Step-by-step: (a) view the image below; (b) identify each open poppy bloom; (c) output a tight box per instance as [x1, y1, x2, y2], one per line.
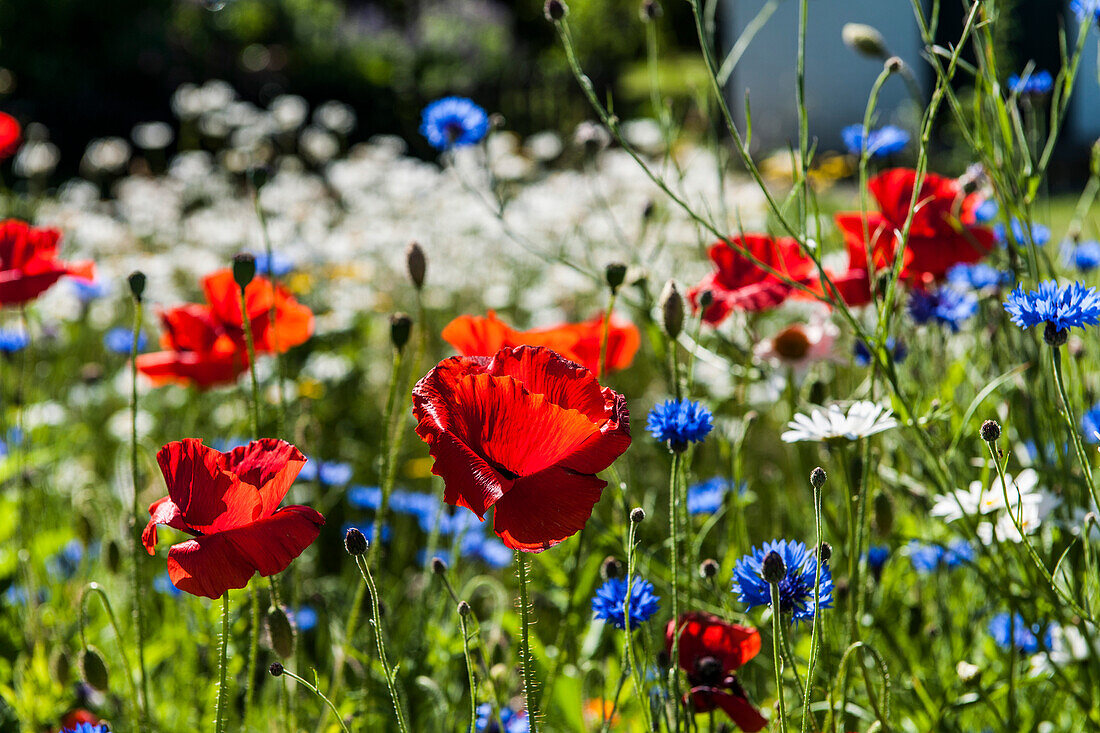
[442, 311, 640, 374]
[687, 235, 815, 325]
[136, 304, 250, 389]
[0, 112, 20, 159]
[202, 268, 314, 354]
[667, 612, 766, 731]
[0, 220, 94, 306]
[834, 168, 995, 283]
[142, 438, 324, 599]
[412, 345, 631, 551]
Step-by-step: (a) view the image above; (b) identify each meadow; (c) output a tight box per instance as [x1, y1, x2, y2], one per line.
[4, 1, 1100, 732]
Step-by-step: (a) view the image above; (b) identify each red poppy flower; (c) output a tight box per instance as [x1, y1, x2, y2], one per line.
[442, 311, 640, 374]
[834, 168, 994, 283]
[59, 709, 101, 729]
[798, 239, 873, 307]
[136, 304, 249, 389]
[142, 438, 324, 599]
[202, 268, 314, 354]
[688, 235, 815, 324]
[667, 612, 766, 731]
[0, 220, 94, 306]
[412, 345, 631, 552]
[0, 112, 20, 159]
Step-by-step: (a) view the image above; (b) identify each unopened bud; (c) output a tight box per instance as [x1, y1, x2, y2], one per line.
[697, 289, 714, 310]
[979, 419, 1001, 442]
[390, 312, 413, 350]
[406, 242, 426, 290]
[761, 551, 787, 584]
[544, 0, 567, 21]
[50, 648, 71, 686]
[630, 507, 646, 523]
[344, 527, 368, 556]
[232, 253, 256, 290]
[601, 555, 623, 579]
[809, 466, 827, 490]
[818, 542, 832, 563]
[457, 600, 471, 617]
[267, 605, 296, 659]
[640, 0, 662, 21]
[700, 558, 720, 578]
[103, 539, 122, 574]
[127, 271, 146, 302]
[660, 280, 684, 339]
[431, 556, 448, 574]
[80, 647, 109, 692]
[873, 491, 894, 537]
[269, 662, 284, 677]
[605, 262, 628, 293]
[1044, 323, 1069, 347]
[885, 56, 905, 74]
[842, 23, 888, 59]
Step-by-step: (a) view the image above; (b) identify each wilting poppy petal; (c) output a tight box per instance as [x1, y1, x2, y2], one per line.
[225, 438, 307, 515]
[166, 505, 324, 599]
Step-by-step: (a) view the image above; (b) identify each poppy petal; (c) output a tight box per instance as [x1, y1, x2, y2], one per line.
[224, 439, 307, 515]
[486, 345, 613, 423]
[136, 350, 247, 389]
[155, 439, 262, 533]
[709, 690, 768, 732]
[491, 465, 606, 551]
[442, 311, 516, 356]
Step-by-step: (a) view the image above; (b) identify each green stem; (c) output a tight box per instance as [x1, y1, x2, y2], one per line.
[215, 592, 230, 733]
[668, 450, 683, 731]
[80, 584, 141, 725]
[245, 587, 261, 711]
[598, 291, 617, 380]
[460, 610, 478, 733]
[251, 188, 288, 436]
[770, 586, 789, 733]
[516, 553, 541, 732]
[800, 477, 825, 733]
[281, 667, 351, 733]
[368, 346, 405, 566]
[354, 555, 410, 732]
[622, 515, 652, 731]
[239, 284, 262, 438]
[129, 296, 148, 730]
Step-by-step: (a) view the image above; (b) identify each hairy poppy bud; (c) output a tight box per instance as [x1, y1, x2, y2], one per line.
[660, 280, 684, 339]
[630, 507, 646, 523]
[1044, 323, 1069, 347]
[103, 539, 122, 574]
[457, 600, 471, 617]
[885, 56, 905, 74]
[643, 199, 656, 221]
[761, 551, 786, 584]
[50, 648, 71, 686]
[344, 527, 368, 556]
[601, 555, 623, 579]
[544, 0, 567, 21]
[697, 289, 714, 310]
[818, 542, 832, 563]
[809, 466, 827, 490]
[700, 558, 720, 578]
[269, 662, 284, 677]
[979, 419, 1001, 442]
[640, 0, 662, 21]
[406, 241, 426, 290]
[605, 262, 627, 293]
[80, 646, 109, 692]
[127, 270, 146, 302]
[873, 491, 894, 537]
[431, 556, 448, 574]
[390, 312, 413, 351]
[232, 253, 256, 290]
[842, 23, 888, 59]
[248, 165, 270, 190]
[267, 605, 296, 659]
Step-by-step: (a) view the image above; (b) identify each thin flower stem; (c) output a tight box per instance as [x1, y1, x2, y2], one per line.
[238, 284, 262, 714]
[800, 477, 824, 733]
[668, 450, 683, 731]
[80, 583, 141, 725]
[245, 587, 261, 711]
[459, 610, 478, 733]
[129, 295, 149, 730]
[598, 290, 616, 380]
[280, 667, 351, 733]
[238, 285, 262, 437]
[770, 586, 789, 733]
[779, 619, 806, 705]
[515, 552, 541, 732]
[368, 346, 404, 566]
[250, 187, 288, 436]
[215, 592, 230, 733]
[354, 554, 410, 732]
[1051, 347, 1100, 512]
[623, 516, 653, 731]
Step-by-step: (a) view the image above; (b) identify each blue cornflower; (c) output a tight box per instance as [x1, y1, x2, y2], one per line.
[71, 278, 108, 304]
[853, 337, 908, 367]
[318, 461, 352, 486]
[0, 328, 29, 353]
[289, 605, 318, 632]
[1008, 69, 1054, 96]
[1003, 280, 1100, 337]
[995, 219, 1051, 247]
[686, 477, 743, 515]
[731, 539, 834, 623]
[104, 327, 147, 355]
[420, 97, 490, 151]
[341, 522, 391, 543]
[866, 546, 890, 573]
[946, 262, 1011, 291]
[347, 485, 382, 509]
[46, 539, 84, 580]
[251, 250, 295, 277]
[1062, 240, 1100, 273]
[61, 724, 109, 733]
[908, 286, 978, 332]
[907, 539, 972, 573]
[476, 703, 529, 733]
[646, 399, 713, 450]
[153, 571, 183, 597]
[973, 199, 999, 223]
[1071, 0, 1100, 24]
[591, 576, 660, 631]
[390, 490, 438, 519]
[841, 124, 910, 157]
[988, 612, 1049, 653]
[1082, 402, 1100, 443]
[943, 538, 974, 566]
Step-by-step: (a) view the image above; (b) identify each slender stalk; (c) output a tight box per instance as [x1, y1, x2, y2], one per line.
[128, 294, 148, 730]
[515, 553, 541, 732]
[598, 290, 616, 380]
[238, 281, 262, 712]
[800, 476, 825, 733]
[354, 554, 410, 732]
[215, 592, 230, 733]
[770, 587, 789, 733]
[459, 609, 478, 733]
[622, 514, 653, 731]
[280, 667, 351, 733]
[80, 584, 141, 724]
[667, 450, 683, 731]
[368, 346, 405, 566]
[250, 187, 288, 435]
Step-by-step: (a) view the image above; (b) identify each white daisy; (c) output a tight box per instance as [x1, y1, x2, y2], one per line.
[930, 480, 984, 523]
[781, 400, 898, 443]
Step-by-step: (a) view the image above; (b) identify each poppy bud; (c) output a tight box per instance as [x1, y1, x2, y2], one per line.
[699, 558, 720, 578]
[842, 23, 888, 59]
[885, 56, 905, 74]
[81, 363, 104, 385]
[873, 491, 894, 537]
[643, 199, 656, 221]
[660, 280, 684, 339]
[1044, 323, 1069, 347]
[979, 419, 1001, 443]
[50, 648, 71, 686]
[248, 165, 270, 190]
[601, 555, 623, 579]
[544, 0, 567, 21]
[818, 542, 832, 563]
[630, 507, 646, 523]
[605, 262, 627, 293]
[269, 662, 284, 677]
[809, 466, 827, 490]
[267, 605, 296, 659]
[697, 289, 714, 310]
[406, 242, 426, 290]
[640, 0, 662, 21]
[457, 600, 471, 617]
[80, 646, 109, 692]
[344, 527, 368, 556]
[390, 312, 413, 351]
[127, 270, 146, 302]
[431, 556, 448, 574]
[232, 253, 256, 290]
[761, 551, 786, 584]
[102, 539, 122, 574]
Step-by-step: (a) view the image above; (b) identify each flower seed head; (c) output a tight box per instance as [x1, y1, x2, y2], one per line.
[700, 558, 720, 578]
[842, 23, 888, 59]
[660, 279, 684, 339]
[979, 419, 1001, 442]
[605, 262, 627, 293]
[269, 662, 284, 677]
[761, 550, 787, 584]
[344, 527, 368, 556]
[232, 252, 256, 290]
[630, 507, 646, 523]
[406, 241, 426, 290]
[544, 0, 567, 21]
[390, 312, 413, 351]
[127, 270, 146, 302]
[431, 556, 448, 574]
[809, 466, 827, 490]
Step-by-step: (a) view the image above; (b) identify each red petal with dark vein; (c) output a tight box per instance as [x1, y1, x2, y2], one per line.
[224, 439, 307, 516]
[155, 439, 262, 533]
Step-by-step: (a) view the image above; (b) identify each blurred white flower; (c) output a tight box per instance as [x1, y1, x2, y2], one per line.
[314, 100, 356, 136]
[525, 131, 563, 162]
[81, 137, 131, 176]
[781, 401, 897, 443]
[931, 469, 1043, 523]
[14, 140, 60, 178]
[131, 121, 174, 150]
[753, 317, 838, 372]
[270, 94, 309, 132]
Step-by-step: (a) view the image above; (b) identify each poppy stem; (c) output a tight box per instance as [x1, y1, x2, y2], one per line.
[354, 554, 410, 732]
[515, 552, 541, 732]
[769, 584, 789, 733]
[459, 606, 478, 733]
[800, 475, 825, 733]
[623, 513, 653, 731]
[598, 290, 616, 379]
[245, 587, 261, 712]
[278, 666, 351, 733]
[80, 583, 141, 725]
[667, 450, 683, 731]
[129, 291, 149, 730]
[368, 345, 405, 566]
[215, 591, 231, 733]
[238, 283, 262, 437]
[250, 185, 288, 436]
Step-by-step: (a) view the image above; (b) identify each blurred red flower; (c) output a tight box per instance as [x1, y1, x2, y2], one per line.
[412, 345, 630, 551]
[688, 235, 815, 324]
[142, 438, 324, 599]
[834, 168, 994, 283]
[798, 238, 874, 307]
[442, 311, 640, 374]
[666, 612, 766, 731]
[0, 112, 20, 159]
[202, 268, 314, 354]
[0, 220, 94, 306]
